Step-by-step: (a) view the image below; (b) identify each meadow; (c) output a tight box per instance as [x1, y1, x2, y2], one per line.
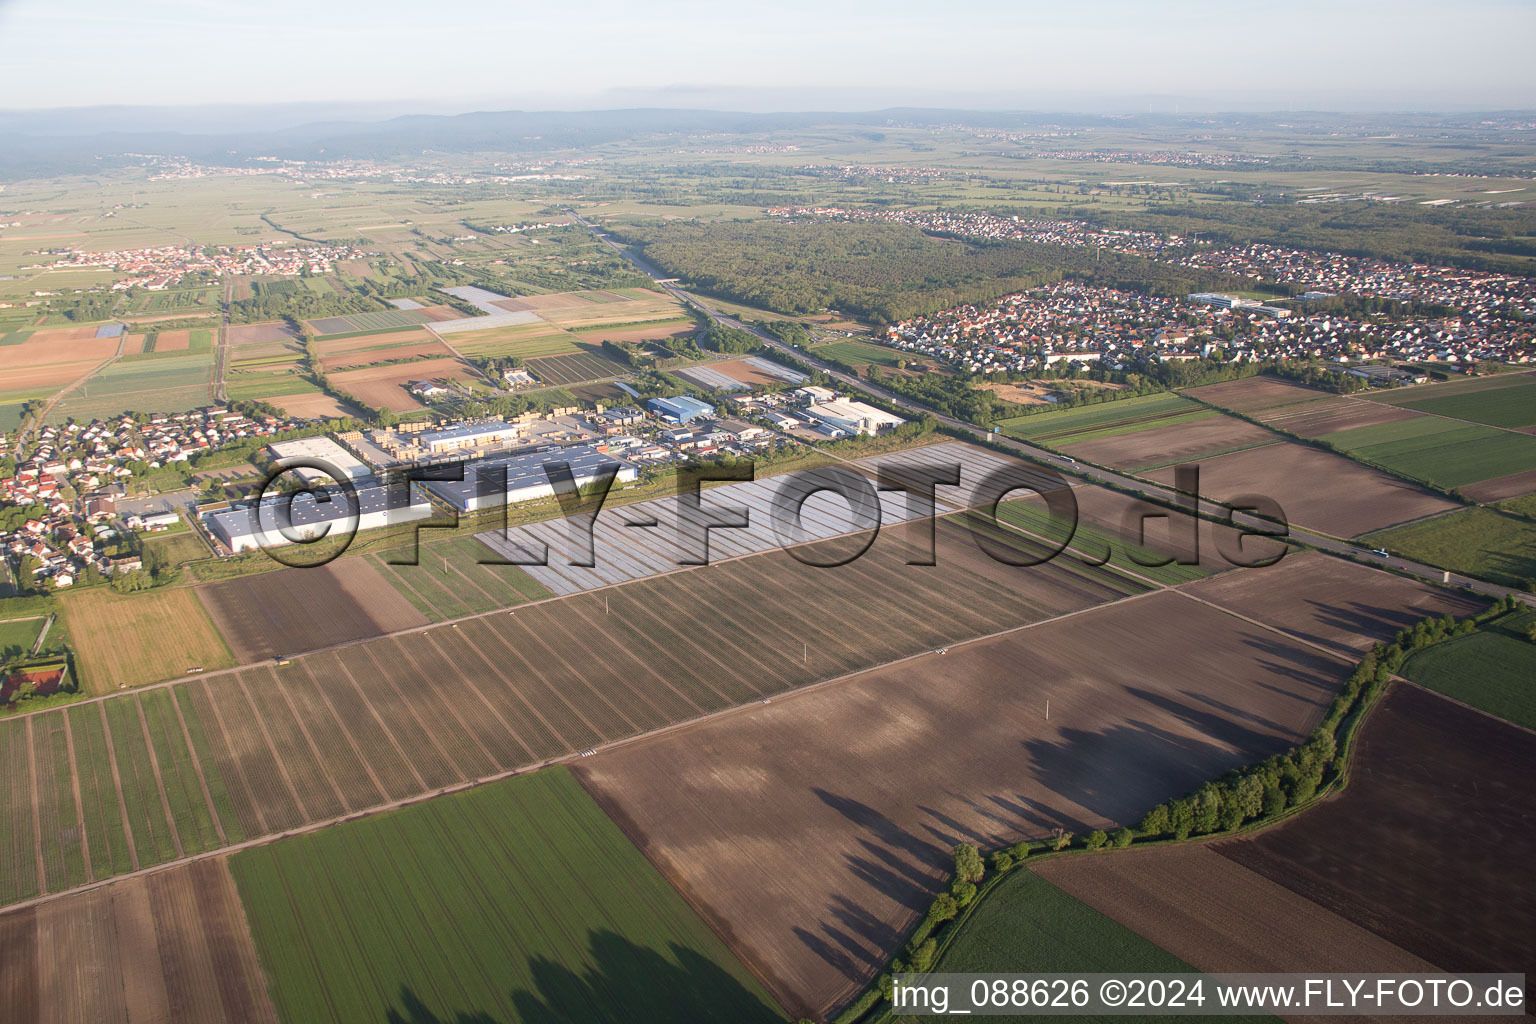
[1370, 374, 1536, 429]
[995, 392, 1210, 446]
[1367, 506, 1536, 589]
[1319, 416, 1536, 489]
[1401, 610, 1536, 729]
[0, 617, 42, 657]
[228, 767, 783, 1024]
[810, 338, 907, 367]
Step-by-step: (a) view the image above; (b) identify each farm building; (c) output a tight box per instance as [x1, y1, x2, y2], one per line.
[803, 400, 906, 436]
[415, 420, 526, 454]
[267, 436, 373, 484]
[426, 444, 637, 513]
[205, 483, 430, 554]
[648, 395, 715, 423]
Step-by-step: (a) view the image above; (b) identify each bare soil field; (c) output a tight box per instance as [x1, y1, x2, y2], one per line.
[328, 356, 472, 412]
[153, 330, 190, 351]
[119, 334, 145, 355]
[491, 292, 593, 312]
[1183, 377, 1334, 413]
[710, 358, 795, 387]
[0, 858, 278, 1024]
[1013, 482, 1280, 574]
[197, 557, 428, 662]
[1064, 415, 1278, 471]
[1035, 845, 1436, 976]
[1180, 550, 1484, 657]
[980, 381, 1060, 406]
[574, 322, 695, 344]
[227, 323, 299, 353]
[3, 329, 120, 389]
[0, 362, 103, 391]
[1459, 467, 1536, 503]
[1144, 442, 1458, 538]
[415, 303, 465, 322]
[259, 392, 361, 419]
[319, 339, 455, 371]
[1216, 683, 1536, 986]
[1256, 396, 1424, 437]
[20, 326, 105, 344]
[314, 327, 434, 356]
[575, 591, 1347, 1019]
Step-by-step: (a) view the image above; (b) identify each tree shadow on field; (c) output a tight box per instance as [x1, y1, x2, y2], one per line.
[1018, 694, 1297, 826]
[1304, 598, 1426, 650]
[383, 929, 782, 1024]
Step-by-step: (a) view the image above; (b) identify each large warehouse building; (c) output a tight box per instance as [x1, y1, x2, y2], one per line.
[426, 444, 637, 513]
[415, 420, 526, 454]
[648, 395, 715, 423]
[266, 436, 373, 484]
[804, 400, 906, 436]
[205, 483, 429, 554]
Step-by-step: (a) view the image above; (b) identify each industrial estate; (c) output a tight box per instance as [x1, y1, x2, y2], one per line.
[0, 42, 1533, 1024]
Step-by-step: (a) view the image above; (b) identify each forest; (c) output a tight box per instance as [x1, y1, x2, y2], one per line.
[608, 219, 1264, 324]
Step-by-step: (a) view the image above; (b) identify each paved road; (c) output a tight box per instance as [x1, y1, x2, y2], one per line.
[574, 212, 1528, 605]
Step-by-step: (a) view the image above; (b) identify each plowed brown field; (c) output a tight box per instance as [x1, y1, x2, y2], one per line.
[197, 557, 429, 662]
[575, 590, 1348, 1019]
[0, 858, 277, 1024]
[1215, 683, 1536, 989]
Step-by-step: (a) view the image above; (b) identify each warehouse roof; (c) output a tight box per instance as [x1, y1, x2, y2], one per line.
[207, 483, 423, 544]
[648, 395, 715, 421]
[425, 444, 633, 506]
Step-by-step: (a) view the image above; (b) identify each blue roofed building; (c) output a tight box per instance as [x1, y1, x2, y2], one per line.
[647, 395, 715, 423]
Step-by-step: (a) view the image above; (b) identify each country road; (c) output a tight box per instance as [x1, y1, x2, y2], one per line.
[571, 211, 1531, 606]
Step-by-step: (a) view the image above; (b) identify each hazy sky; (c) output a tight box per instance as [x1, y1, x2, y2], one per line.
[3, 0, 1534, 113]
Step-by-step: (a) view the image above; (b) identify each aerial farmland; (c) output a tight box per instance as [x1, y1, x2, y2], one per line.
[1, 79, 1535, 1024]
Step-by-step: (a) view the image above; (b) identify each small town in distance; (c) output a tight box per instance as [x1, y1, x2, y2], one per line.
[0, 3, 1533, 1022]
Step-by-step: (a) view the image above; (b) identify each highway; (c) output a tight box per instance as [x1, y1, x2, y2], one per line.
[572, 211, 1528, 605]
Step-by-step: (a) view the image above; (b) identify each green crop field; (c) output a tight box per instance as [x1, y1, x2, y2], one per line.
[230, 766, 783, 1024]
[48, 352, 214, 423]
[1402, 611, 1536, 729]
[1367, 376, 1536, 429]
[1320, 416, 1536, 488]
[812, 339, 906, 367]
[995, 393, 1208, 445]
[914, 869, 1261, 1024]
[1400, 379, 1536, 429]
[1367, 507, 1536, 590]
[0, 617, 42, 657]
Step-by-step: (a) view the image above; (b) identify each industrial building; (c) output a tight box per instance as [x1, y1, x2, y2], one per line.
[415, 420, 526, 454]
[266, 437, 373, 484]
[803, 400, 907, 436]
[204, 483, 430, 554]
[425, 444, 637, 513]
[647, 395, 715, 423]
